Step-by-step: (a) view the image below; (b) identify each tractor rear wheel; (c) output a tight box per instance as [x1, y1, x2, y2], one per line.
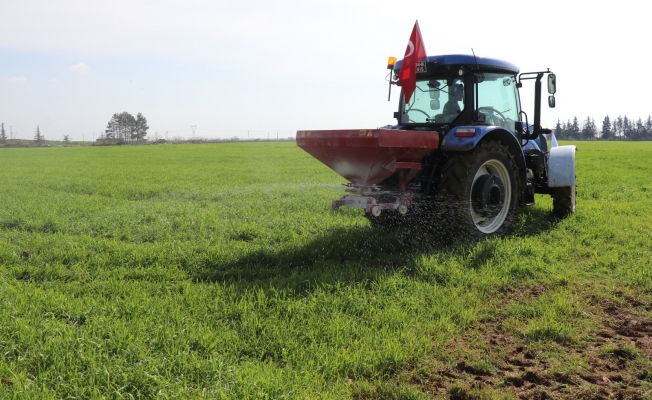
[551, 186, 576, 219]
[438, 141, 519, 239]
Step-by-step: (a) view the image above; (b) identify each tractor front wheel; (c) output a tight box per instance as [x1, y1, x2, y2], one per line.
[438, 141, 519, 239]
[551, 186, 576, 219]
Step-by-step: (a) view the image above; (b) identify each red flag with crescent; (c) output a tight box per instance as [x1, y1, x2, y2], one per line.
[399, 21, 427, 104]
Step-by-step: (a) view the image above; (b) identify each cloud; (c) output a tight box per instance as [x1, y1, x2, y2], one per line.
[69, 62, 90, 74]
[50, 78, 58, 82]
[7, 76, 26, 84]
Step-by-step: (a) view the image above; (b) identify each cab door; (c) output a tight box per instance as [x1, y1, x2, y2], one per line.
[475, 73, 520, 135]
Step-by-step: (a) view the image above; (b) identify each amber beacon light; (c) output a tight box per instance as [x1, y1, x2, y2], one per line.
[387, 57, 397, 69]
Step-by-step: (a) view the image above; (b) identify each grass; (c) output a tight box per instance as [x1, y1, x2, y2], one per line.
[0, 141, 651, 398]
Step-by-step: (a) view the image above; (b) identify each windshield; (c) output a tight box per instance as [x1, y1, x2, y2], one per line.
[400, 78, 464, 124]
[476, 73, 520, 133]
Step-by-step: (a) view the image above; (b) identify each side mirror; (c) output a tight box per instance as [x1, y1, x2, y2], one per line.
[430, 99, 440, 110]
[548, 74, 556, 94]
[548, 95, 556, 108]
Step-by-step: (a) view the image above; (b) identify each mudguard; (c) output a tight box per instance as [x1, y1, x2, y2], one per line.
[522, 138, 543, 154]
[440, 126, 525, 169]
[547, 145, 577, 187]
[440, 126, 494, 151]
[440, 126, 520, 152]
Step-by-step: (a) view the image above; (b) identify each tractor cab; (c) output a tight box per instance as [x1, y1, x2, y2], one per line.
[392, 55, 522, 136]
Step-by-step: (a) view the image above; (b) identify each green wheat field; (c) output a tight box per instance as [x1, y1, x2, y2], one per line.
[1, 141, 651, 399]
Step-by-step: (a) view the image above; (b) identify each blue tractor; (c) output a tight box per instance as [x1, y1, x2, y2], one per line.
[297, 54, 576, 239]
[385, 54, 576, 236]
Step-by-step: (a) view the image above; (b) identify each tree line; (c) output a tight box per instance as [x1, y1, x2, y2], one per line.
[104, 112, 149, 143]
[1, 112, 149, 145]
[0, 123, 45, 143]
[4, 113, 652, 144]
[555, 115, 652, 140]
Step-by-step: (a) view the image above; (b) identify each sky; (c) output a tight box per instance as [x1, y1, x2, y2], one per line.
[1, 0, 649, 141]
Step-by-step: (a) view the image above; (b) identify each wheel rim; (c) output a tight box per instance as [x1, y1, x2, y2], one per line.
[469, 159, 512, 234]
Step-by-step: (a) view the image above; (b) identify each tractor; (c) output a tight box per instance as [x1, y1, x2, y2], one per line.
[297, 54, 576, 239]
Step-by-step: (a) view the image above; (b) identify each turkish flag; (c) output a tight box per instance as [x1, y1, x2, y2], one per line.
[399, 21, 427, 104]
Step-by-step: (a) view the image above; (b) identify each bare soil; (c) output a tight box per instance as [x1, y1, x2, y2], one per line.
[411, 288, 652, 399]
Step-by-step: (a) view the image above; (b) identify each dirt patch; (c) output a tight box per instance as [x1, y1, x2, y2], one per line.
[411, 289, 652, 399]
[601, 299, 652, 359]
[499, 284, 548, 303]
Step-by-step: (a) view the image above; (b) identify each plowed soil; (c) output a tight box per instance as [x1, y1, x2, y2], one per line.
[413, 289, 652, 399]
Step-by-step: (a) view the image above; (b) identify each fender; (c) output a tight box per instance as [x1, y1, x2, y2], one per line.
[522, 138, 543, 154]
[547, 145, 577, 187]
[440, 126, 526, 176]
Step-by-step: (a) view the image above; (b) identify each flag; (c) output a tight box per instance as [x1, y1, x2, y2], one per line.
[399, 21, 427, 104]
[550, 131, 559, 147]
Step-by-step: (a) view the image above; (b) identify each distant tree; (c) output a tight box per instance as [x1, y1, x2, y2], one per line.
[63, 135, 70, 143]
[126, 113, 136, 142]
[106, 112, 126, 142]
[105, 112, 147, 143]
[107, 113, 123, 141]
[646, 116, 652, 140]
[0, 123, 7, 142]
[614, 115, 623, 139]
[601, 115, 612, 140]
[120, 112, 136, 143]
[105, 117, 115, 139]
[554, 119, 562, 138]
[633, 118, 645, 140]
[622, 115, 632, 139]
[133, 113, 149, 142]
[581, 117, 597, 140]
[557, 119, 571, 139]
[34, 125, 44, 143]
[568, 116, 580, 140]
[565, 119, 573, 139]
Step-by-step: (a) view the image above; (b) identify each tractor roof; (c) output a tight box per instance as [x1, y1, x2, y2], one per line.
[394, 54, 519, 74]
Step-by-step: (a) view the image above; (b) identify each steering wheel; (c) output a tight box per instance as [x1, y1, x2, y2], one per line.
[477, 107, 508, 127]
[406, 109, 432, 120]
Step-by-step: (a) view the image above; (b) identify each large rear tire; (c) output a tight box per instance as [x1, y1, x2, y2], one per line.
[552, 186, 576, 219]
[438, 141, 519, 239]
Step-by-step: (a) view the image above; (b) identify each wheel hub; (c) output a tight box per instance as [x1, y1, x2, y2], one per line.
[471, 174, 505, 219]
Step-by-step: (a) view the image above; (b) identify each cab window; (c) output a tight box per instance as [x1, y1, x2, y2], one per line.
[400, 78, 464, 124]
[476, 73, 519, 133]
